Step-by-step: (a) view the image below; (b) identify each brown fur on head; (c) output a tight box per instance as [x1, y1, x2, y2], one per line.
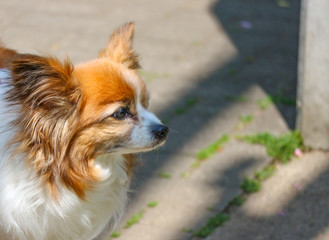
[5, 22, 157, 199]
[0, 44, 17, 68]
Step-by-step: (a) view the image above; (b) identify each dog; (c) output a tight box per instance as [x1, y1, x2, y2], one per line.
[0, 22, 168, 240]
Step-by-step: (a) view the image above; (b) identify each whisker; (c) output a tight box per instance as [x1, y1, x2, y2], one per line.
[168, 127, 179, 134]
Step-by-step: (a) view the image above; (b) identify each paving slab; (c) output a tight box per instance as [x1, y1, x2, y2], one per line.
[206, 151, 329, 240]
[119, 141, 272, 240]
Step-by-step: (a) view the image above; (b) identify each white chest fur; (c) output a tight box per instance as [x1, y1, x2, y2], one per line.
[0, 141, 129, 240]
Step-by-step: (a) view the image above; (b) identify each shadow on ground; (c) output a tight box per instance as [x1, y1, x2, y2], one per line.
[128, 0, 306, 239]
[133, 0, 300, 188]
[210, 153, 329, 240]
[211, 0, 300, 129]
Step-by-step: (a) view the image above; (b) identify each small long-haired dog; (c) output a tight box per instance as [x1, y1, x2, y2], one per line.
[0, 22, 168, 240]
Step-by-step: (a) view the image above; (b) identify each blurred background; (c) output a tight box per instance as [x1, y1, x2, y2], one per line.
[1, 0, 329, 239]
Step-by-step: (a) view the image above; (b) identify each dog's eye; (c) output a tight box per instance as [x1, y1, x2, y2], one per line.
[112, 107, 129, 120]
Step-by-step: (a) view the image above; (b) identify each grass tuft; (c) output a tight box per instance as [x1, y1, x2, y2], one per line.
[255, 165, 276, 181]
[191, 161, 202, 168]
[243, 131, 303, 163]
[193, 213, 230, 238]
[147, 201, 158, 208]
[186, 97, 199, 107]
[124, 211, 144, 229]
[230, 195, 246, 206]
[257, 95, 296, 110]
[159, 172, 171, 179]
[110, 231, 121, 238]
[224, 94, 248, 102]
[182, 228, 194, 233]
[240, 177, 261, 193]
[174, 108, 185, 115]
[239, 115, 254, 124]
[196, 135, 229, 160]
[257, 96, 273, 110]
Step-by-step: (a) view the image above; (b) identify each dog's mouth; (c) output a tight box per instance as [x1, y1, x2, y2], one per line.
[108, 126, 169, 154]
[141, 137, 168, 152]
[112, 137, 168, 154]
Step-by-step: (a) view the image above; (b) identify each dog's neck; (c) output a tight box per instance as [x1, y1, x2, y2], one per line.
[0, 150, 129, 240]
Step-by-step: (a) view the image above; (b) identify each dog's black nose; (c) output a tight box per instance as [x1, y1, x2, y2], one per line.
[152, 124, 169, 140]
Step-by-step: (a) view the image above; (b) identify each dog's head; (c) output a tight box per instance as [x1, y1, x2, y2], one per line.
[8, 23, 168, 198]
[72, 22, 169, 155]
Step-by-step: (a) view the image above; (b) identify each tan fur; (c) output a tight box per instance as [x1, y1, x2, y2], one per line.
[0, 44, 17, 68]
[75, 59, 137, 124]
[98, 22, 140, 69]
[123, 154, 138, 176]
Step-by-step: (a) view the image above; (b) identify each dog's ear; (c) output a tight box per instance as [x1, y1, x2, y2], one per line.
[9, 54, 80, 116]
[8, 54, 92, 199]
[98, 22, 140, 69]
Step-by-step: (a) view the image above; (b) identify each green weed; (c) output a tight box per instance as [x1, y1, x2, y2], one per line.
[182, 228, 194, 233]
[186, 97, 199, 107]
[272, 95, 295, 105]
[206, 206, 216, 212]
[191, 161, 201, 168]
[255, 165, 276, 181]
[239, 115, 254, 124]
[241, 177, 261, 193]
[224, 95, 248, 102]
[257, 95, 295, 110]
[174, 108, 186, 115]
[196, 134, 229, 160]
[193, 213, 230, 238]
[243, 131, 303, 163]
[147, 201, 158, 208]
[124, 211, 144, 229]
[257, 96, 273, 110]
[230, 195, 246, 206]
[159, 172, 171, 179]
[110, 231, 121, 238]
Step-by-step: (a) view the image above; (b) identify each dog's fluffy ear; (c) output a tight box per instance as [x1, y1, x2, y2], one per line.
[8, 54, 96, 199]
[99, 22, 140, 69]
[9, 54, 80, 116]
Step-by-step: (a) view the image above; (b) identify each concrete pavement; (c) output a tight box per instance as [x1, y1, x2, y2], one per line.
[1, 0, 328, 240]
[206, 151, 329, 240]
